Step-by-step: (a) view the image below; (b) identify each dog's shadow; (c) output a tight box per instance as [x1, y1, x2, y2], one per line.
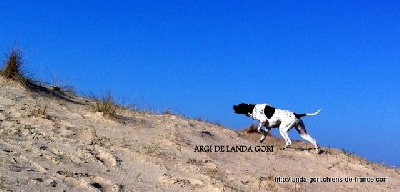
[281, 147, 326, 155]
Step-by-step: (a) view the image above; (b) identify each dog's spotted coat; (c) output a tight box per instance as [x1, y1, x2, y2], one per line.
[233, 103, 321, 152]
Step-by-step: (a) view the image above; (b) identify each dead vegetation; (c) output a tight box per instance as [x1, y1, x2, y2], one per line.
[243, 124, 259, 133]
[1, 47, 29, 86]
[92, 91, 118, 118]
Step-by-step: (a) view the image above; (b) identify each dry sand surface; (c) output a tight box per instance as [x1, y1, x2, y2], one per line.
[0, 77, 399, 191]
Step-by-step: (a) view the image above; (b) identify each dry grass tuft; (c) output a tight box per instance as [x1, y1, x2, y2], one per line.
[93, 91, 118, 118]
[161, 108, 176, 116]
[1, 48, 28, 85]
[243, 124, 259, 134]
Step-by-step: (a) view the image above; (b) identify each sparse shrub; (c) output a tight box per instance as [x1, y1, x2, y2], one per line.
[194, 117, 203, 122]
[161, 108, 174, 115]
[212, 120, 222, 127]
[49, 84, 77, 97]
[192, 116, 222, 127]
[161, 108, 182, 115]
[51, 76, 77, 96]
[93, 91, 118, 118]
[1, 48, 28, 85]
[244, 124, 259, 133]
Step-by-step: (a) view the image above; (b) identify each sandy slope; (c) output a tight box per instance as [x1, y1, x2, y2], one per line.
[0, 77, 399, 191]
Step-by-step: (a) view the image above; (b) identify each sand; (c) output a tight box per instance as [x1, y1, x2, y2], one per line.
[0, 77, 399, 191]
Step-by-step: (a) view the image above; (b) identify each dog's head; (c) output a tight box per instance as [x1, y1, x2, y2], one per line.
[233, 103, 255, 117]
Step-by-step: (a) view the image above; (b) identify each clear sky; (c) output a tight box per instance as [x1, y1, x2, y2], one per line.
[1, 1, 399, 167]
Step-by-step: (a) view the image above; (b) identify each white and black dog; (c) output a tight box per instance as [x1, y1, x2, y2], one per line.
[233, 103, 321, 152]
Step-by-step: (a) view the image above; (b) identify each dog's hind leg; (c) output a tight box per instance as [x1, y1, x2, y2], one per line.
[300, 134, 319, 152]
[295, 120, 319, 152]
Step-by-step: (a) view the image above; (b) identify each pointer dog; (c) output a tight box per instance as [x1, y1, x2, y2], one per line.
[233, 103, 321, 152]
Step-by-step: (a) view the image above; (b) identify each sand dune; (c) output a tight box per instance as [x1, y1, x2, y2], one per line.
[0, 77, 399, 191]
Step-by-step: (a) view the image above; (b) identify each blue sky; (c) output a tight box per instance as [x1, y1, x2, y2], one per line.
[1, 1, 399, 167]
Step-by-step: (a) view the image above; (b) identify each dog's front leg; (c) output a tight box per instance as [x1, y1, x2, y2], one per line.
[257, 122, 267, 143]
[259, 127, 271, 143]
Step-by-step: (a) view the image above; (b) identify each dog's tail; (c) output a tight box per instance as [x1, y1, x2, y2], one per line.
[295, 109, 321, 118]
